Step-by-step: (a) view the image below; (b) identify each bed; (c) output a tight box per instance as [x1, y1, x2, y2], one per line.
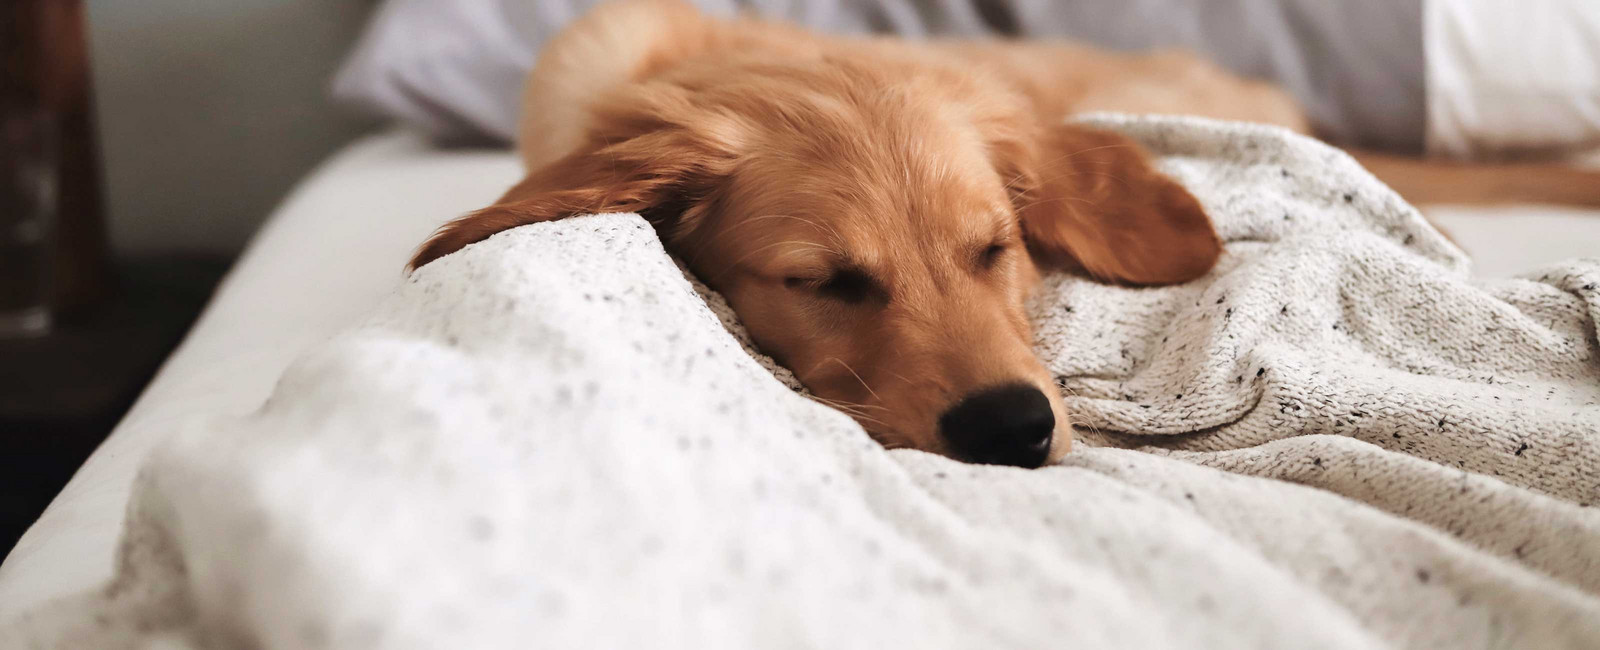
[5, 2, 1600, 642]
[0, 132, 522, 613]
[1, 120, 1597, 647]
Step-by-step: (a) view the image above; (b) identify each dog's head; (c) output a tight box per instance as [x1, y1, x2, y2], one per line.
[411, 54, 1219, 467]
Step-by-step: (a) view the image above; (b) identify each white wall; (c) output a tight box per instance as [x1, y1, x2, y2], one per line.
[86, 0, 380, 255]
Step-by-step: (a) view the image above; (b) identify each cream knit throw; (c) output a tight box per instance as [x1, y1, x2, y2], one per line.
[4, 116, 1598, 649]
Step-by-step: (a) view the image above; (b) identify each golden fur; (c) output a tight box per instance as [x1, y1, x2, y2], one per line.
[409, 0, 1597, 466]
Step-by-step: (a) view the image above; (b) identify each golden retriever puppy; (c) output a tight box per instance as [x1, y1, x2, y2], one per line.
[409, 0, 1314, 467]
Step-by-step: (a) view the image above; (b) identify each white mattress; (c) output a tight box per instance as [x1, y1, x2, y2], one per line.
[0, 131, 522, 612]
[0, 129, 1595, 615]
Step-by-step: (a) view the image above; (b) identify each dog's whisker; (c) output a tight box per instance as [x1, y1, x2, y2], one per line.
[1013, 195, 1098, 213]
[1060, 170, 1135, 191]
[1054, 380, 1105, 440]
[853, 418, 891, 432]
[817, 401, 892, 430]
[1000, 170, 1033, 195]
[1052, 142, 1134, 163]
[1026, 143, 1139, 174]
[810, 396, 889, 414]
[808, 395, 855, 410]
[809, 357, 883, 403]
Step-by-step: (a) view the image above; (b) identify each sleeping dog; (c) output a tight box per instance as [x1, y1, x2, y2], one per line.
[408, 0, 1591, 467]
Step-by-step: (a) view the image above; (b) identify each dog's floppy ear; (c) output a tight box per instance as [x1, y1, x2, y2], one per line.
[999, 124, 1220, 285]
[409, 87, 746, 270]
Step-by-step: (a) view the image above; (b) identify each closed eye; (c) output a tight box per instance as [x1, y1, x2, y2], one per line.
[785, 268, 878, 304]
[978, 242, 1009, 269]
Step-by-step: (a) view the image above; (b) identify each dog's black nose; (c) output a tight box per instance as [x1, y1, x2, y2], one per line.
[938, 384, 1055, 468]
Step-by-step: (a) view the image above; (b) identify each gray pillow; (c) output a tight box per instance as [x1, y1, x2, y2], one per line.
[332, 0, 1424, 151]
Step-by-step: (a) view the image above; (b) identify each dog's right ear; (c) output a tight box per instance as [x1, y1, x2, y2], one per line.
[991, 123, 1221, 286]
[408, 87, 748, 270]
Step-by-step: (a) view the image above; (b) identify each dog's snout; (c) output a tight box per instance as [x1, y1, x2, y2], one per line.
[937, 384, 1055, 468]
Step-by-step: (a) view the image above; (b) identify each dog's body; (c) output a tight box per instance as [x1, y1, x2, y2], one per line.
[516, 1, 1311, 173]
[412, 0, 1597, 467]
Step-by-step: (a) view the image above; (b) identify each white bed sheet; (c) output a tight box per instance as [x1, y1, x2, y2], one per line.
[0, 128, 1595, 615]
[0, 130, 521, 613]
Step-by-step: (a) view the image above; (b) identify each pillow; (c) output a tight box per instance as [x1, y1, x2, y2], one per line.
[1424, 0, 1600, 158]
[330, 0, 1010, 144]
[332, 0, 1426, 151]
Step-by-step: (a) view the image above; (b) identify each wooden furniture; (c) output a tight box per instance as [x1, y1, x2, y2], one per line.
[3, 0, 110, 317]
[0, 256, 227, 553]
[2, 0, 186, 553]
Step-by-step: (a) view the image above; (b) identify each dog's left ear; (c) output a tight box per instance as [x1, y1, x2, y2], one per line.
[997, 124, 1221, 285]
[408, 83, 747, 270]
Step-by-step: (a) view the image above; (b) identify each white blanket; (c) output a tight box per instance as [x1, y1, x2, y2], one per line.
[4, 116, 1598, 649]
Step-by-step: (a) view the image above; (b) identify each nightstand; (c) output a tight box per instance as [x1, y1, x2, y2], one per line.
[0, 257, 229, 553]
[2, 0, 161, 554]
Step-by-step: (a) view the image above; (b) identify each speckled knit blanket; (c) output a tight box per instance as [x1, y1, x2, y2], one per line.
[5, 116, 1600, 649]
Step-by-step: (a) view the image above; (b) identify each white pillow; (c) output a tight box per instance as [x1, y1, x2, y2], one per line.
[1425, 0, 1600, 158]
[331, 0, 1432, 152]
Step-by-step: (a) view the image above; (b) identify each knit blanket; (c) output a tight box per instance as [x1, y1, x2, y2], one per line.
[4, 116, 1599, 649]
